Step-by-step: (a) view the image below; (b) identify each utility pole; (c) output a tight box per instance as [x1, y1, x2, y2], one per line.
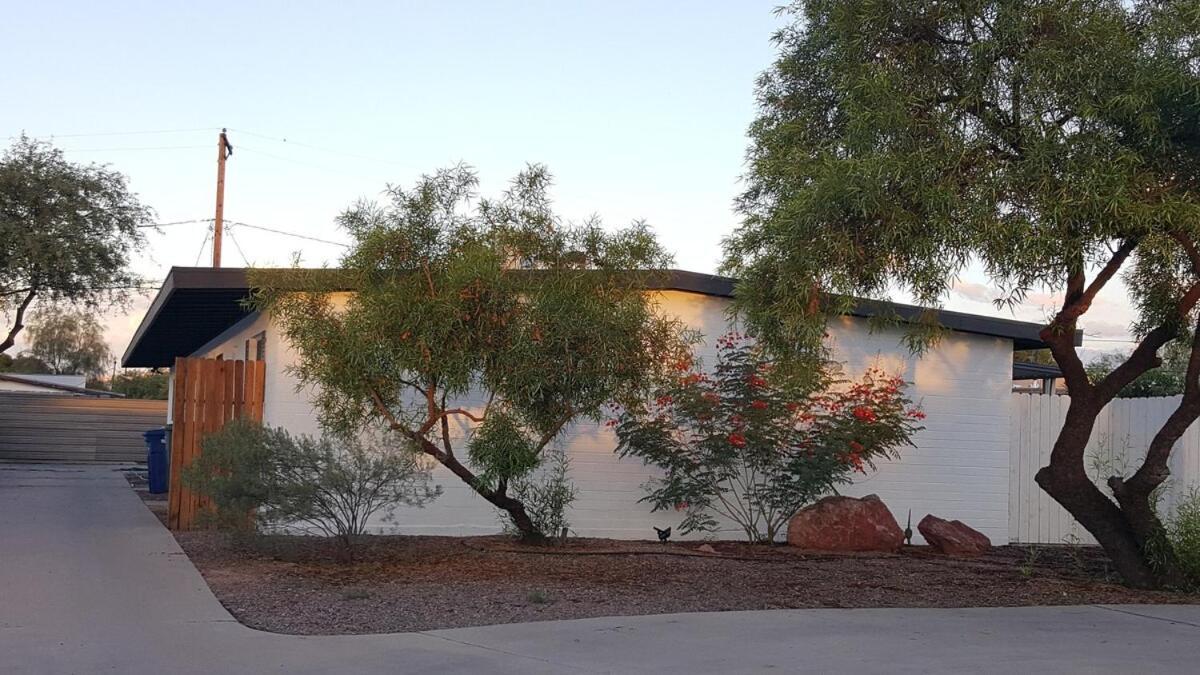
[213, 128, 233, 268]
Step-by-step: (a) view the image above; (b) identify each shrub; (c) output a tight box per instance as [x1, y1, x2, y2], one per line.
[500, 447, 577, 541]
[183, 419, 441, 555]
[1164, 487, 1200, 586]
[614, 333, 923, 542]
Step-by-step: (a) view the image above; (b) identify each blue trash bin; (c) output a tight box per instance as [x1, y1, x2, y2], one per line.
[143, 428, 168, 494]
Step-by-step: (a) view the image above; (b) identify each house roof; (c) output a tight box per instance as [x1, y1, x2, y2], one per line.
[122, 266, 1073, 368]
[1012, 361, 1064, 380]
[0, 373, 124, 397]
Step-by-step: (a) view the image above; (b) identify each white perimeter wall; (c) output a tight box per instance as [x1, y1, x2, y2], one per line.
[1010, 393, 1200, 544]
[192, 290, 1015, 544]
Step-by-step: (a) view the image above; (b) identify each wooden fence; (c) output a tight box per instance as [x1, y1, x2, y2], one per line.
[168, 356, 265, 531]
[1010, 393, 1200, 544]
[0, 394, 167, 463]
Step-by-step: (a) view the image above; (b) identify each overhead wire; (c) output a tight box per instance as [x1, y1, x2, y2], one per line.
[193, 225, 213, 267]
[6, 127, 217, 140]
[225, 226, 252, 266]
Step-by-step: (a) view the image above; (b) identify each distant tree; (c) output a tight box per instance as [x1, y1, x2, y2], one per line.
[1015, 349, 1057, 367]
[1087, 343, 1190, 398]
[0, 352, 51, 374]
[251, 165, 692, 540]
[724, 1, 1200, 587]
[0, 135, 151, 354]
[26, 308, 111, 377]
[109, 370, 170, 399]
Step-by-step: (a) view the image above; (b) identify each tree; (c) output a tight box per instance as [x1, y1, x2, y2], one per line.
[0, 352, 50, 374]
[0, 135, 151, 354]
[251, 165, 692, 540]
[724, 0, 1200, 587]
[1087, 342, 1190, 398]
[109, 370, 170, 399]
[26, 308, 111, 377]
[615, 333, 922, 542]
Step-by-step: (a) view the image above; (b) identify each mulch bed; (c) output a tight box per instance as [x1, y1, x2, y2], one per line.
[123, 471, 1197, 635]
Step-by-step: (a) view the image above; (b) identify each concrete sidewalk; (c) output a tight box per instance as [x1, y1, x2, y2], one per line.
[2, 463, 1198, 674]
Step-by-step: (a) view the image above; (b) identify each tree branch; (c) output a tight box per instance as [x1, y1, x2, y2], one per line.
[0, 288, 37, 354]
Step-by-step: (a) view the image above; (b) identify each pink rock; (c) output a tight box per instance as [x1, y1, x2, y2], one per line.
[695, 544, 718, 555]
[786, 494, 903, 552]
[918, 515, 991, 557]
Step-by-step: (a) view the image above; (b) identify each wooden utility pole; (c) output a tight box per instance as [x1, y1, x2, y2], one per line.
[213, 128, 233, 268]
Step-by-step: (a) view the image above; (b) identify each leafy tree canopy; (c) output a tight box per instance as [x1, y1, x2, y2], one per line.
[1, 135, 151, 353]
[0, 352, 51, 374]
[26, 307, 111, 377]
[251, 165, 693, 539]
[108, 370, 170, 399]
[724, 0, 1200, 587]
[1087, 342, 1191, 398]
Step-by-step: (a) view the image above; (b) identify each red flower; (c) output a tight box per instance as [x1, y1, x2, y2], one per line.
[655, 395, 674, 407]
[852, 406, 877, 422]
[674, 501, 690, 511]
[751, 399, 768, 410]
[748, 374, 767, 388]
[906, 408, 926, 420]
[728, 432, 747, 447]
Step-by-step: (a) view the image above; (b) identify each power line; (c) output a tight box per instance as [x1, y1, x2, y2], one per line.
[226, 228, 252, 266]
[7, 127, 217, 140]
[193, 226, 212, 266]
[226, 221, 349, 247]
[139, 218, 214, 229]
[227, 128, 411, 166]
[55, 145, 209, 153]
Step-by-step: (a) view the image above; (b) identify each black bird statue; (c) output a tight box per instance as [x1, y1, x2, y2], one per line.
[904, 510, 913, 546]
[654, 526, 672, 543]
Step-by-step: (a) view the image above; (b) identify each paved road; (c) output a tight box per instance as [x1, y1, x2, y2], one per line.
[2, 463, 1199, 674]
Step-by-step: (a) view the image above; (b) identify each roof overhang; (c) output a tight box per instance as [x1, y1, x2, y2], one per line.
[123, 266, 1075, 368]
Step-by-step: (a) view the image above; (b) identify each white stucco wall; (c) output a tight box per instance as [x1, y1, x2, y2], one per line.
[190, 290, 1014, 544]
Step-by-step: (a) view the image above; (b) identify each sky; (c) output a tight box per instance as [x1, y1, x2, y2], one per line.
[3, 1, 1136, 365]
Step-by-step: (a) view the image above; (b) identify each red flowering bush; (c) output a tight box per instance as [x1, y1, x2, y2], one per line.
[614, 333, 923, 542]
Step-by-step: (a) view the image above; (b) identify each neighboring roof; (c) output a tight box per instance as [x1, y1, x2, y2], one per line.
[123, 266, 1074, 368]
[1013, 361, 1064, 380]
[0, 373, 124, 397]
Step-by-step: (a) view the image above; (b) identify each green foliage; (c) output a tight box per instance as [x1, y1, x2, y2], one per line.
[725, 0, 1200, 357]
[0, 352, 51, 374]
[1087, 343, 1190, 398]
[1163, 487, 1200, 586]
[251, 165, 693, 539]
[500, 448, 578, 540]
[108, 370, 170, 399]
[25, 307, 111, 377]
[182, 420, 441, 553]
[615, 333, 923, 542]
[1, 135, 151, 353]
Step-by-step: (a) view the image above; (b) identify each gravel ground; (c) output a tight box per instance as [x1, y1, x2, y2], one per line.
[163, 529, 1196, 635]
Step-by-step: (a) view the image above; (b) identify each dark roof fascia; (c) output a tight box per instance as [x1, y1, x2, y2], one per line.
[123, 266, 1072, 367]
[1012, 361, 1065, 380]
[0, 373, 124, 397]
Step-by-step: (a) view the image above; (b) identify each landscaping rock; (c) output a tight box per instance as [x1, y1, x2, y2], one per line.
[787, 494, 903, 552]
[695, 544, 717, 555]
[918, 515, 991, 557]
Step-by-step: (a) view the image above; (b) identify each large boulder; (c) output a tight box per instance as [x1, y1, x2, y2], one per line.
[918, 515, 991, 557]
[786, 494, 903, 552]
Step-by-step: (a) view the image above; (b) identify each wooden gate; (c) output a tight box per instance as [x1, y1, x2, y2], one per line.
[168, 356, 266, 530]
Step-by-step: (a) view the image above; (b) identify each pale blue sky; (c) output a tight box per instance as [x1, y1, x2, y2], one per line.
[3, 1, 1133, 358]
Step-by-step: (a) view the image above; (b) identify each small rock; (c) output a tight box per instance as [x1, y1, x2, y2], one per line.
[695, 544, 717, 554]
[918, 514, 991, 557]
[786, 494, 903, 552]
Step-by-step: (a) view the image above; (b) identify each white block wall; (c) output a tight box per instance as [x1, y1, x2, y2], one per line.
[190, 290, 1014, 544]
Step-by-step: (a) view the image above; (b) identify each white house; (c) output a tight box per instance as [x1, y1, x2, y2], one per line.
[123, 266, 1069, 544]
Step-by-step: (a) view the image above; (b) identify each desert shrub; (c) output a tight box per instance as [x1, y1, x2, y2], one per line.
[183, 419, 441, 554]
[499, 447, 577, 540]
[614, 333, 923, 542]
[1163, 487, 1200, 586]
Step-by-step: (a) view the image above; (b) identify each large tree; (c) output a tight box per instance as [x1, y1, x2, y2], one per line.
[26, 308, 111, 378]
[725, 0, 1200, 587]
[0, 136, 151, 354]
[251, 165, 691, 540]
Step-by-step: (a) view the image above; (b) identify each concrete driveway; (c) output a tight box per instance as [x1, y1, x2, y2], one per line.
[2, 463, 1198, 674]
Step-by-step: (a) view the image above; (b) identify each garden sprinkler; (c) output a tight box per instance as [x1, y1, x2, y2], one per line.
[904, 510, 913, 546]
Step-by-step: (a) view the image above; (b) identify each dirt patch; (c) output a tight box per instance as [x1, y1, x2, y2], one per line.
[165, 528, 1197, 635]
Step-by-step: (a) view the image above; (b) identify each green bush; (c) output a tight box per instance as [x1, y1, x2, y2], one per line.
[500, 448, 577, 540]
[1164, 487, 1200, 586]
[183, 420, 441, 554]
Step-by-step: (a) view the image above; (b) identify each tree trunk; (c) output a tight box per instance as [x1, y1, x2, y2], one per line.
[1034, 399, 1176, 589]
